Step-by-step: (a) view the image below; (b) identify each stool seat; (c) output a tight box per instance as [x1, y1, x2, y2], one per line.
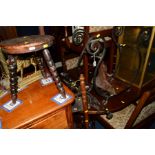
[0, 35, 54, 54]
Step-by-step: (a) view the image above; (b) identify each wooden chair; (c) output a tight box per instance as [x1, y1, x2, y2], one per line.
[59, 26, 115, 82]
[97, 87, 155, 128]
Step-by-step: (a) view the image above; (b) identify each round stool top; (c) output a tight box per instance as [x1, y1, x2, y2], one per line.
[0, 35, 54, 54]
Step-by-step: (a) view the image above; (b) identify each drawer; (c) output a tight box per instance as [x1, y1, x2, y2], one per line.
[29, 109, 68, 129]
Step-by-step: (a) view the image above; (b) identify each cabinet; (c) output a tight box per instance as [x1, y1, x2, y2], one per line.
[106, 26, 155, 112]
[115, 26, 155, 89]
[0, 80, 75, 129]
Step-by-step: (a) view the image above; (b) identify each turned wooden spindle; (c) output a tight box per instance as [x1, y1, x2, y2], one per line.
[43, 49, 66, 98]
[39, 26, 66, 98]
[8, 55, 18, 104]
[80, 74, 89, 129]
[35, 55, 47, 78]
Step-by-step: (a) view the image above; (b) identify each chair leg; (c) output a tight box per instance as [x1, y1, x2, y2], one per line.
[125, 91, 150, 128]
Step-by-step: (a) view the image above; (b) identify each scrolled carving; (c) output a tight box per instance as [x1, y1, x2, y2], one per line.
[72, 28, 86, 46]
[86, 36, 103, 55]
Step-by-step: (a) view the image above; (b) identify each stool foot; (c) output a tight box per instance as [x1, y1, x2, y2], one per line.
[42, 49, 66, 98]
[8, 55, 18, 104]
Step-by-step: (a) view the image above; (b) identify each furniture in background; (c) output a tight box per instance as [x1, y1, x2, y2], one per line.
[97, 87, 155, 128]
[115, 26, 155, 91]
[60, 26, 155, 128]
[0, 80, 75, 129]
[59, 26, 116, 82]
[90, 26, 155, 112]
[88, 26, 115, 75]
[109, 26, 155, 111]
[94, 26, 155, 128]
[78, 73, 155, 128]
[75, 73, 112, 129]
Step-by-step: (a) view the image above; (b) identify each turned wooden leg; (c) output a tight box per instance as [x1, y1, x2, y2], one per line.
[35, 55, 47, 78]
[42, 49, 66, 98]
[8, 55, 18, 104]
[80, 74, 89, 129]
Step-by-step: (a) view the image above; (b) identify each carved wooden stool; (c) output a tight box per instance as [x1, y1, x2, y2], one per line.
[0, 35, 66, 104]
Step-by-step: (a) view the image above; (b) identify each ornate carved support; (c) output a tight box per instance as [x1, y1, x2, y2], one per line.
[42, 49, 66, 98]
[72, 28, 85, 46]
[8, 55, 18, 104]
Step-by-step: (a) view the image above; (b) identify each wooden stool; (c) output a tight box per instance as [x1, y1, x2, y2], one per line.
[0, 35, 66, 104]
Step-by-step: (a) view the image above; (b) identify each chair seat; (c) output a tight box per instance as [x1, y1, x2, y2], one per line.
[0, 35, 54, 54]
[100, 101, 155, 128]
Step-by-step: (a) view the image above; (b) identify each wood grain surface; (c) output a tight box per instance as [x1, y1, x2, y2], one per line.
[0, 80, 75, 129]
[0, 35, 54, 54]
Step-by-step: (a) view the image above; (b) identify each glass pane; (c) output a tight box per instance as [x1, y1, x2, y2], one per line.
[143, 30, 155, 85]
[116, 26, 152, 87]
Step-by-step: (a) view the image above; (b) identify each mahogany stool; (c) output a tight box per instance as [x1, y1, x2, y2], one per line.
[0, 35, 66, 104]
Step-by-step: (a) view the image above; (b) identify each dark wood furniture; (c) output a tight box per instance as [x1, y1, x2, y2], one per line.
[96, 86, 155, 128]
[77, 73, 155, 128]
[59, 26, 116, 83]
[0, 35, 66, 104]
[88, 27, 116, 75]
[0, 80, 75, 129]
[107, 26, 155, 112]
[93, 26, 155, 128]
